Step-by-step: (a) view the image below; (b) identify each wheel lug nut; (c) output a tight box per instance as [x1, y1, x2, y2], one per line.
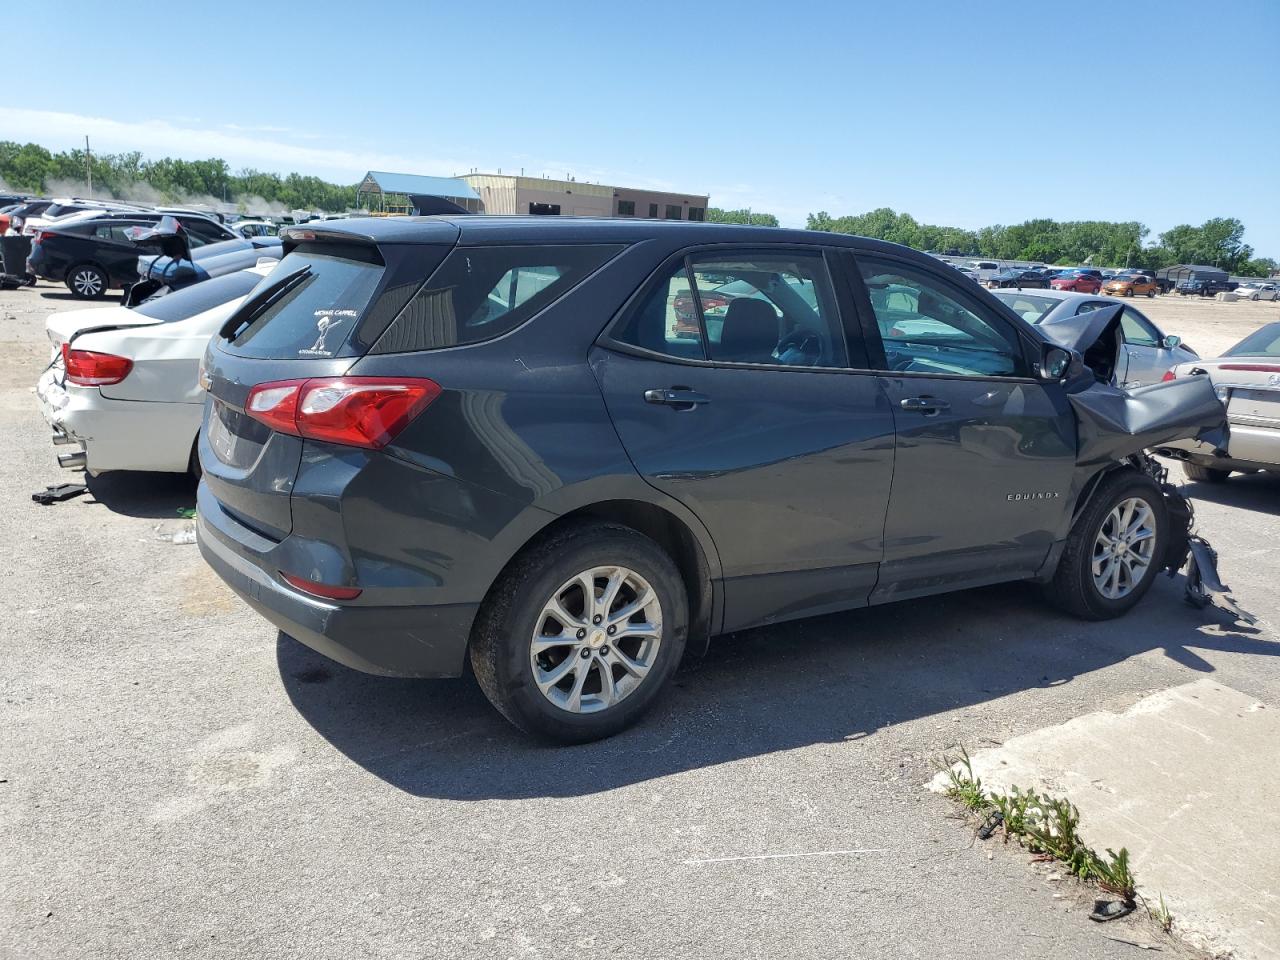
[606, 625, 616, 635]
[592, 614, 603, 625]
[576, 628, 587, 639]
[600, 645, 610, 656]
[580, 649, 591, 659]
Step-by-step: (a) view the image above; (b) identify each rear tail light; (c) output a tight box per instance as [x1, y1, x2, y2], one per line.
[61, 343, 133, 385]
[244, 376, 441, 449]
[278, 571, 362, 602]
[1160, 369, 1177, 382]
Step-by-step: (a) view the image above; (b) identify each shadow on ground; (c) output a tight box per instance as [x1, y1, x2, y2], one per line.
[277, 573, 1272, 802]
[84, 470, 196, 518]
[1179, 469, 1280, 517]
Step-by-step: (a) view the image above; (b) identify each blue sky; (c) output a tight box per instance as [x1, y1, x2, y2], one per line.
[9, 0, 1279, 255]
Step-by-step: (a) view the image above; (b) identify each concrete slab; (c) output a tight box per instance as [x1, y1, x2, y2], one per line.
[933, 679, 1280, 959]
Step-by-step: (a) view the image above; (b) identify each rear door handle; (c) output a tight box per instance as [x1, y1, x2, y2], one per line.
[644, 387, 710, 411]
[899, 396, 950, 415]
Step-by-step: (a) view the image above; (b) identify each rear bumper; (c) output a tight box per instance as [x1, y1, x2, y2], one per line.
[1156, 424, 1280, 472]
[36, 368, 199, 473]
[196, 483, 478, 678]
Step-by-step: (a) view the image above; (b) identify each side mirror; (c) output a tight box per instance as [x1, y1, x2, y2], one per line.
[1041, 345, 1074, 381]
[1162, 334, 1182, 350]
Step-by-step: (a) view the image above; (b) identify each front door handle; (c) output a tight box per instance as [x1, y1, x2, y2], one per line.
[899, 396, 950, 415]
[644, 387, 711, 411]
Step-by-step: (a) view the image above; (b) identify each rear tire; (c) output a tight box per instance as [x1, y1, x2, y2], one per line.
[1183, 462, 1230, 483]
[1041, 470, 1167, 620]
[470, 522, 688, 743]
[67, 263, 107, 300]
[1147, 289, 1156, 297]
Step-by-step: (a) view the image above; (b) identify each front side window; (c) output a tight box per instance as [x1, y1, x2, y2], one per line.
[1119, 307, 1159, 346]
[372, 244, 622, 353]
[859, 258, 1029, 378]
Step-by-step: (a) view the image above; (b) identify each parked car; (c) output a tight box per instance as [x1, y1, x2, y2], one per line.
[1103, 275, 1159, 297]
[966, 260, 1001, 282]
[4, 198, 55, 235]
[1234, 282, 1278, 302]
[1156, 322, 1280, 482]
[230, 219, 279, 238]
[991, 288, 1196, 387]
[1052, 269, 1104, 294]
[194, 217, 1226, 741]
[986, 268, 1050, 289]
[1177, 278, 1235, 297]
[35, 266, 273, 475]
[126, 232, 283, 304]
[26, 212, 238, 298]
[19, 197, 148, 237]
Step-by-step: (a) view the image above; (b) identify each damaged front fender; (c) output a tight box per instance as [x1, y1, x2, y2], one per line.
[1066, 376, 1227, 468]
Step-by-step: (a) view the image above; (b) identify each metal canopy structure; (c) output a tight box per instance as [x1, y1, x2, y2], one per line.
[356, 172, 481, 214]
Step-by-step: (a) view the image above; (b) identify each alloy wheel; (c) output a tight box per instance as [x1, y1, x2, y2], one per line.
[1092, 497, 1158, 600]
[72, 268, 103, 297]
[529, 565, 663, 714]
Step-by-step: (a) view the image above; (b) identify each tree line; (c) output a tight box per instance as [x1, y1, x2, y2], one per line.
[805, 207, 1275, 276]
[0, 141, 357, 212]
[3, 141, 1272, 275]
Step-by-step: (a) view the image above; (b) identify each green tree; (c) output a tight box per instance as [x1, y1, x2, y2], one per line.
[707, 207, 779, 227]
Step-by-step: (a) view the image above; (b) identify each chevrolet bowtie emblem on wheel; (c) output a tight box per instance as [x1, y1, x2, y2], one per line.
[1007, 491, 1062, 501]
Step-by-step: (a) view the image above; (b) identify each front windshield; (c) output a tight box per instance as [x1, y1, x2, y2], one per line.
[992, 292, 1058, 323]
[1224, 323, 1280, 358]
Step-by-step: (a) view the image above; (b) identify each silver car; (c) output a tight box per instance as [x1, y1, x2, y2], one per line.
[991, 288, 1197, 387]
[1155, 321, 1280, 482]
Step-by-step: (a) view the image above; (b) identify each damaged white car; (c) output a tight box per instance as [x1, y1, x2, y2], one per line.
[1155, 321, 1280, 482]
[36, 265, 273, 475]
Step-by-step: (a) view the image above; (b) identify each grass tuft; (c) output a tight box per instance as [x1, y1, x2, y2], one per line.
[936, 746, 1140, 904]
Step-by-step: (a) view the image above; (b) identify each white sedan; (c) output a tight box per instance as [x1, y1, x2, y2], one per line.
[1155, 321, 1280, 482]
[36, 265, 271, 475]
[1234, 282, 1278, 302]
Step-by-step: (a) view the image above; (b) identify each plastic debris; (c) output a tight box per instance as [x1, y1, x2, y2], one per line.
[31, 483, 86, 505]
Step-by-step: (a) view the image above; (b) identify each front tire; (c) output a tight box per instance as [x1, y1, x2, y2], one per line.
[67, 264, 108, 300]
[1183, 462, 1230, 483]
[470, 522, 688, 743]
[1042, 470, 1167, 620]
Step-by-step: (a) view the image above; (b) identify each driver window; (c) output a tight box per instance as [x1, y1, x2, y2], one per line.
[689, 254, 849, 368]
[858, 258, 1028, 378]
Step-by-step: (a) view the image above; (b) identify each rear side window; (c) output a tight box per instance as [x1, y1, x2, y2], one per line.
[134, 269, 261, 323]
[612, 251, 851, 369]
[227, 244, 385, 358]
[370, 244, 621, 354]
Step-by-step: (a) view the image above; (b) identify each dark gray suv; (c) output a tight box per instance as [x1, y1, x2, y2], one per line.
[196, 217, 1218, 742]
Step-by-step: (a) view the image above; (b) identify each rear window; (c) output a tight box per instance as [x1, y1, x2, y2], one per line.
[227, 245, 385, 359]
[370, 244, 622, 354]
[134, 270, 262, 323]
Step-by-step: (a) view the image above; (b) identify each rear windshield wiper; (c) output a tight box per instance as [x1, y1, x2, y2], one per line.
[218, 266, 313, 341]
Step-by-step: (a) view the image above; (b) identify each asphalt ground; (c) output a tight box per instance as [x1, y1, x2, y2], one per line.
[3, 283, 1277, 959]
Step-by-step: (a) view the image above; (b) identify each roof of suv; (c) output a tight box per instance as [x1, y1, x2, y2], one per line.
[283, 215, 926, 259]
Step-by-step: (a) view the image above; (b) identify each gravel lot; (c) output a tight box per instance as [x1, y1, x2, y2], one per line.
[2, 283, 1277, 959]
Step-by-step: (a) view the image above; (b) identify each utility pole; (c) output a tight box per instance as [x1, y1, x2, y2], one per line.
[85, 135, 92, 198]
